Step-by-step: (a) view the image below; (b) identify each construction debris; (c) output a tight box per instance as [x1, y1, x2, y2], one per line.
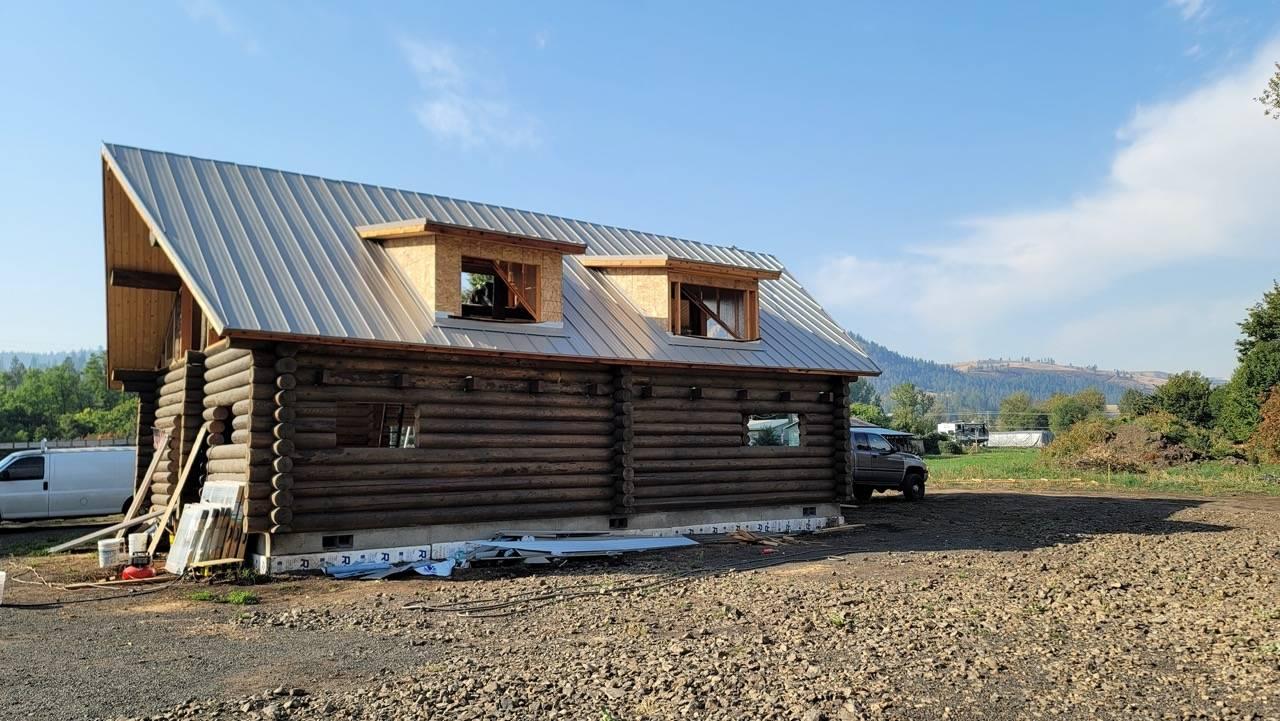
[473, 533, 697, 564]
[324, 559, 455, 580]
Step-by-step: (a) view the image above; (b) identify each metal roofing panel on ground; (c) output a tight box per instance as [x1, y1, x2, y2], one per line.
[103, 143, 879, 375]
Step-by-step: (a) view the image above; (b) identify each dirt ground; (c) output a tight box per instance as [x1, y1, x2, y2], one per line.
[2, 490, 1278, 721]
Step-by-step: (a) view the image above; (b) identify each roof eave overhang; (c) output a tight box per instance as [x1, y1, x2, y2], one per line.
[222, 327, 878, 378]
[579, 254, 783, 281]
[356, 217, 588, 256]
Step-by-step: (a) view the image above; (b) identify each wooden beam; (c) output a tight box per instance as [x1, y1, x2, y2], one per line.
[109, 268, 182, 292]
[111, 368, 157, 384]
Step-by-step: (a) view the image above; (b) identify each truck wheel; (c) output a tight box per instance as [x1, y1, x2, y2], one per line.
[901, 474, 926, 502]
[852, 486, 873, 504]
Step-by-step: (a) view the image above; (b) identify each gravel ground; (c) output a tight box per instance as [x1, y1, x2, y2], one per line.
[2, 489, 1278, 721]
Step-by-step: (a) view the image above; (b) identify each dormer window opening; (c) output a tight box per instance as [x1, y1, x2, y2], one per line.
[460, 257, 539, 322]
[672, 282, 757, 340]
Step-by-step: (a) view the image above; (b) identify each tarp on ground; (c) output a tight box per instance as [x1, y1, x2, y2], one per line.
[987, 431, 1053, 448]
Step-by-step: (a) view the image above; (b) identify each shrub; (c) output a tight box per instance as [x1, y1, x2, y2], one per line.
[1043, 418, 1114, 463]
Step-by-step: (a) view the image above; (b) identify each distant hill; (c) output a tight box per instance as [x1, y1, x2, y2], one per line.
[0, 349, 100, 371]
[850, 335, 1174, 414]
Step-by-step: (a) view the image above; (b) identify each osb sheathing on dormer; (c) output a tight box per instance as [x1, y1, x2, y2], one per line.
[102, 161, 184, 386]
[383, 234, 564, 321]
[600, 267, 670, 322]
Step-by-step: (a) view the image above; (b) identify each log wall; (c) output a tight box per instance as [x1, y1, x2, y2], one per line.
[201, 343, 288, 533]
[148, 352, 204, 510]
[629, 368, 843, 513]
[170, 342, 853, 536]
[283, 346, 618, 533]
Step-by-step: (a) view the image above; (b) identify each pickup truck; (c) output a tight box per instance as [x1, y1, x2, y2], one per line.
[850, 429, 928, 503]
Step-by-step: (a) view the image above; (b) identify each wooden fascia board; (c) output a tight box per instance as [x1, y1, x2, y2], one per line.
[356, 217, 587, 256]
[580, 254, 783, 281]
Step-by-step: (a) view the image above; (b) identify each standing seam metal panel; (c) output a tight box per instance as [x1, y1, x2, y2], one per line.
[104, 144, 879, 375]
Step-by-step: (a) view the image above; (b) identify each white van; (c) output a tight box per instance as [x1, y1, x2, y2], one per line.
[0, 447, 136, 521]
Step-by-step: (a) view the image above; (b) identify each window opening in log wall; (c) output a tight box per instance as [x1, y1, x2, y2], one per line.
[746, 413, 802, 447]
[460, 257, 539, 322]
[337, 403, 417, 448]
[672, 282, 756, 340]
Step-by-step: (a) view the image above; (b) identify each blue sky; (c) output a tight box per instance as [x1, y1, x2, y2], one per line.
[1, 1, 1279, 377]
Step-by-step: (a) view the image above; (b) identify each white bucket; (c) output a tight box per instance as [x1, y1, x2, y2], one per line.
[127, 532, 149, 555]
[98, 538, 127, 568]
[0, 570, 7, 606]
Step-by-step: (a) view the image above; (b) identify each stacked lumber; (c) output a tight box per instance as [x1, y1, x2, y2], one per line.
[164, 481, 247, 575]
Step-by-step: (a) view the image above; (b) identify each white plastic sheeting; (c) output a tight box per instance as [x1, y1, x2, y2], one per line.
[986, 431, 1053, 448]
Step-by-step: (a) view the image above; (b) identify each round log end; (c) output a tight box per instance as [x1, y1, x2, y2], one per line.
[270, 507, 294, 525]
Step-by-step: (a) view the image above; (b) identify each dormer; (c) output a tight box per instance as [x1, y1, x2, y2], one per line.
[358, 218, 585, 324]
[581, 254, 782, 341]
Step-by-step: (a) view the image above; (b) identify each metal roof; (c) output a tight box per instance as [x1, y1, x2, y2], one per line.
[103, 144, 879, 375]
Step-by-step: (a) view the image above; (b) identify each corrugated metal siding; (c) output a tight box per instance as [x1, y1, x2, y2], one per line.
[103, 144, 879, 375]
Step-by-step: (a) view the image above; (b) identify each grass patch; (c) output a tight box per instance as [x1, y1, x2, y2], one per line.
[188, 589, 261, 605]
[1, 538, 58, 557]
[926, 448, 1280, 496]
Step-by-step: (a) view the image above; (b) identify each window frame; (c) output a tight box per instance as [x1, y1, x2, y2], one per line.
[336, 402, 419, 449]
[744, 412, 804, 447]
[669, 278, 759, 341]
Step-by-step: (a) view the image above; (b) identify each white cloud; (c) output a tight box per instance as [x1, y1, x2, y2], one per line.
[1045, 298, 1249, 378]
[813, 39, 1280, 374]
[1170, 0, 1208, 22]
[181, 0, 259, 54]
[399, 38, 539, 150]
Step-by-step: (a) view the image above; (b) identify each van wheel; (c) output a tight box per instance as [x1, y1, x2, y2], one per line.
[852, 486, 873, 504]
[901, 474, 926, 502]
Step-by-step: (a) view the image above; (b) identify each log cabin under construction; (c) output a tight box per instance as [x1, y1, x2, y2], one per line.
[100, 143, 881, 567]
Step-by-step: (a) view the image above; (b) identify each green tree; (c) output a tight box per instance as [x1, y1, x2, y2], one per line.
[849, 402, 890, 428]
[1044, 390, 1104, 434]
[1236, 282, 1280, 360]
[887, 382, 935, 435]
[847, 378, 880, 407]
[1154, 371, 1215, 426]
[1217, 340, 1280, 441]
[997, 392, 1046, 430]
[1118, 388, 1156, 418]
